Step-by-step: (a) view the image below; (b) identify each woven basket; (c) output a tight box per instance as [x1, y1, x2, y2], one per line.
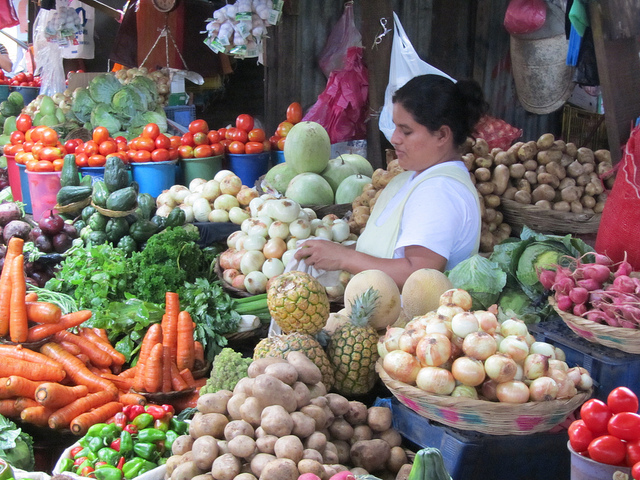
[214, 257, 253, 298]
[55, 197, 91, 214]
[500, 198, 601, 235]
[91, 201, 137, 218]
[376, 360, 591, 435]
[549, 296, 640, 354]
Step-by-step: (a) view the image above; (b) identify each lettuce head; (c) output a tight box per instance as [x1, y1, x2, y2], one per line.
[0, 415, 34, 471]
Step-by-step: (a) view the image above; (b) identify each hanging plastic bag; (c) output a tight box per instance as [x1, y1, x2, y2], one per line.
[32, 8, 66, 96]
[318, 2, 362, 78]
[303, 46, 368, 144]
[379, 12, 454, 142]
[59, 0, 95, 59]
[503, 0, 547, 36]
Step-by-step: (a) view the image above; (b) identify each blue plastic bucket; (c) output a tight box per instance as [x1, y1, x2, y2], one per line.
[228, 152, 270, 187]
[17, 163, 32, 214]
[79, 166, 105, 185]
[271, 150, 285, 167]
[130, 160, 177, 198]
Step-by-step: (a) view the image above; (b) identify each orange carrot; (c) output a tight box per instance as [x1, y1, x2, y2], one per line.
[92, 328, 110, 343]
[171, 390, 199, 412]
[35, 383, 88, 409]
[76, 353, 91, 366]
[0, 357, 66, 382]
[118, 367, 137, 379]
[179, 368, 196, 388]
[58, 341, 82, 356]
[164, 292, 179, 361]
[0, 237, 24, 337]
[14, 396, 38, 411]
[40, 342, 118, 395]
[78, 328, 125, 367]
[48, 390, 118, 430]
[162, 346, 172, 393]
[143, 343, 164, 393]
[24, 292, 38, 302]
[0, 399, 20, 417]
[70, 401, 123, 435]
[132, 324, 162, 392]
[194, 377, 207, 389]
[25, 302, 62, 324]
[3, 376, 41, 399]
[118, 392, 146, 406]
[170, 361, 189, 391]
[194, 341, 205, 371]
[26, 310, 93, 342]
[0, 344, 64, 370]
[54, 330, 112, 368]
[99, 372, 133, 392]
[9, 255, 27, 343]
[21, 405, 55, 427]
[176, 311, 195, 371]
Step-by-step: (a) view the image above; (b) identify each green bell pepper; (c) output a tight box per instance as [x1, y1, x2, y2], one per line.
[131, 413, 154, 430]
[132, 442, 157, 461]
[97, 447, 121, 466]
[119, 430, 133, 455]
[87, 423, 109, 437]
[122, 458, 144, 480]
[164, 430, 179, 452]
[94, 465, 122, 480]
[57, 458, 74, 473]
[169, 418, 188, 435]
[136, 460, 158, 476]
[137, 428, 166, 443]
[0, 459, 14, 480]
[88, 436, 105, 453]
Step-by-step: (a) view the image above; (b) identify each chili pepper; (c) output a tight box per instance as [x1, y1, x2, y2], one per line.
[88, 436, 105, 453]
[144, 405, 166, 421]
[164, 430, 178, 452]
[101, 423, 121, 444]
[153, 416, 170, 432]
[58, 458, 74, 473]
[132, 442, 157, 461]
[116, 456, 125, 471]
[94, 465, 123, 480]
[136, 460, 158, 476]
[110, 438, 121, 452]
[87, 423, 110, 437]
[113, 412, 128, 430]
[169, 418, 188, 435]
[97, 447, 121, 466]
[137, 428, 166, 443]
[75, 459, 92, 471]
[74, 456, 89, 467]
[119, 430, 133, 455]
[80, 465, 95, 477]
[131, 413, 154, 430]
[124, 424, 138, 435]
[70, 446, 84, 458]
[94, 461, 109, 469]
[125, 405, 145, 422]
[161, 404, 174, 415]
[122, 458, 145, 480]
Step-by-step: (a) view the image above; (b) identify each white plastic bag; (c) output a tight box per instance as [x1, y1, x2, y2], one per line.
[59, 0, 95, 59]
[379, 12, 455, 142]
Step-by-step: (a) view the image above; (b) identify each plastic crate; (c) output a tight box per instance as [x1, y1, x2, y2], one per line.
[164, 105, 196, 129]
[528, 318, 640, 401]
[561, 103, 608, 151]
[388, 397, 569, 480]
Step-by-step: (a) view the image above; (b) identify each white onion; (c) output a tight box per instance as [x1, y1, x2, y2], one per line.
[179, 204, 194, 223]
[219, 175, 243, 196]
[303, 207, 317, 220]
[451, 356, 486, 386]
[209, 208, 229, 223]
[322, 214, 339, 226]
[331, 220, 350, 242]
[565, 367, 582, 387]
[325, 282, 345, 300]
[268, 221, 289, 239]
[270, 199, 300, 223]
[229, 207, 250, 225]
[381, 327, 405, 353]
[523, 353, 549, 380]
[214, 169, 235, 183]
[514, 362, 524, 381]
[484, 353, 518, 382]
[222, 268, 241, 284]
[476, 310, 499, 334]
[249, 197, 265, 217]
[498, 335, 529, 363]
[523, 333, 536, 348]
[548, 359, 569, 373]
[243, 234, 267, 251]
[227, 230, 247, 250]
[462, 331, 497, 361]
[184, 192, 202, 206]
[500, 318, 529, 337]
[493, 332, 505, 348]
[256, 214, 273, 228]
[261, 258, 285, 279]
[169, 184, 190, 203]
[577, 367, 593, 390]
[310, 218, 324, 232]
[188, 178, 207, 191]
[281, 249, 296, 267]
[416, 367, 456, 395]
[451, 312, 479, 338]
[246, 219, 269, 237]
[155, 204, 172, 217]
[263, 237, 287, 259]
[451, 385, 479, 399]
[529, 341, 557, 359]
[439, 289, 473, 310]
[555, 347, 566, 362]
[240, 250, 265, 274]
[377, 338, 389, 359]
[496, 380, 530, 403]
[382, 350, 421, 384]
[398, 328, 426, 356]
[415, 333, 451, 367]
[556, 375, 578, 399]
[314, 225, 333, 240]
[528, 376, 558, 401]
[436, 304, 465, 322]
[289, 219, 311, 239]
[236, 187, 259, 207]
[286, 237, 299, 250]
[297, 209, 310, 221]
[244, 270, 268, 294]
[213, 193, 240, 211]
[200, 180, 221, 200]
[424, 318, 452, 339]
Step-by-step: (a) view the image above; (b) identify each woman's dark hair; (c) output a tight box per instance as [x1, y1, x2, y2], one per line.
[392, 74, 489, 146]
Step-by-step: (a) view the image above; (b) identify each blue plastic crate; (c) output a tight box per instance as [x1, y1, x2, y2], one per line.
[164, 105, 196, 129]
[390, 398, 569, 480]
[528, 318, 640, 401]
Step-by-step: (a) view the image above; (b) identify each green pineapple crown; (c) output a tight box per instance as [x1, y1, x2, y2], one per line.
[348, 287, 380, 327]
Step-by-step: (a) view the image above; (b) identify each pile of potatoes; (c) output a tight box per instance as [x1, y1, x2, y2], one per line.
[166, 352, 412, 480]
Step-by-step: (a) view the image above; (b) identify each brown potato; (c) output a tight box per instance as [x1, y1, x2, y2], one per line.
[517, 141, 538, 161]
[274, 435, 304, 463]
[491, 164, 509, 196]
[224, 420, 255, 441]
[351, 424, 373, 444]
[290, 411, 316, 439]
[576, 173, 591, 186]
[565, 143, 578, 158]
[261, 405, 293, 437]
[291, 382, 311, 410]
[375, 428, 403, 447]
[256, 435, 278, 454]
[228, 435, 257, 459]
[531, 184, 556, 203]
[328, 417, 355, 441]
[462, 153, 476, 171]
[475, 157, 493, 169]
[190, 413, 229, 440]
[192, 435, 219, 471]
[306, 382, 327, 399]
[553, 201, 571, 212]
[581, 195, 596, 209]
[367, 406, 393, 432]
[166, 455, 183, 478]
[577, 147, 595, 164]
[252, 374, 297, 412]
[597, 161, 613, 175]
[559, 177, 576, 190]
[502, 186, 517, 200]
[545, 161, 566, 180]
[537, 172, 559, 188]
[325, 393, 350, 416]
[560, 154, 575, 168]
[537, 149, 563, 165]
[172, 435, 194, 456]
[386, 446, 409, 474]
[350, 439, 392, 473]
[233, 377, 254, 396]
[396, 463, 413, 480]
[594, 201, 606, 213]
[553, 139, 567, 152]
[239, 397, 263, 428]
[582, 163, 595, 175]
[483, 208, 497, 223]
[250, 453, 276, 478]
[570, 201, 584, 214]
[536, 133, 555, 150]
[566, 160, 584, 178]
[472, 138, 490, 157]
[264, 363, 299, 386]
[171, 461, 202, 480]
[227, 393, 248, 421]
[286, 351, 322, 385]
[484, 194, 501, 209]
[509, 163, 526, 179]
[494, 150, 516, 166]
[345, 401, 369, 425]
[523, 171, 538, 185]
[594, 149, 611, 163]
[516, 179, 531, 192]
[561, 186, 581, 203]
[303, 432, 327, 452]
[476, 182, 495, 196]
[297, 459, 324, 478]
[522, 159, 538, 172]
[514, 190, 532, 204]
[248, 358, 287, 378]
[534, 200, 552, 210]
[474, 167, 491, 182]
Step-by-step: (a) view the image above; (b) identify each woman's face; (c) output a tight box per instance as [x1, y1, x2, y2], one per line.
[390, 102, 446, 173]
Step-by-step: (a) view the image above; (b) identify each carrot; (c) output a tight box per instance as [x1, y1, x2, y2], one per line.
[170, 361, 189, 391]
[164, 292, 179, 361]
[194, 377, 207, 389]
[40, 342, 118, 395]
[0, 344, 64, 370]
[70, 401, 123, 435]
[26, 310, 93, 342]
[0, 237, 24, 337]
[118, 392, 146, 406]
[91, 328, 110, 343]
[176, 311, 195, 371]
[78, 328, 126, 366]
[24, 292, 38, 302]
[21, 405, 55, 427]
[14, 396, 38, 411]
[0, 357, 66, 382]
[48, 389, 118, 430]
[0, 399, 20, 418]
[76, 353, 91, 366]
[3, 376, 41, 399]
[99, 372, 133, 392]
[25, 302, 62, 324]
[54, 330, 112, 368]
[9, 255, 27, 343]
[143, 343, 164, 393]
[35, 383, 88, 409]
[132, 324, 162, 392]
[162, 346, 172, 393]
[58, 341, 82, 356]
[179, 368, 196, 388]
[118, 367, 137, 379]
[194, 341, 205, 371]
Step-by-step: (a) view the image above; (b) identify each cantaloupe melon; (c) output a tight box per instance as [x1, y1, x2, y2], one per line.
[343, 269, 401, 330]
[284, 121, 331, 174]
[402, 268, 454, 319]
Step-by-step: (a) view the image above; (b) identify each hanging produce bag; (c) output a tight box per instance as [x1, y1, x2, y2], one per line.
[59, 0, 95, 59]
[595, 126, 640, 269]
[32, 8, 66, 96]
[318, 2, 362, 78]
[378, 12, 454, 142]
[503, 0, 547, 36]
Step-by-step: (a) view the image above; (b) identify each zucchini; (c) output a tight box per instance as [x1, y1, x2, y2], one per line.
[56, 186, 92, 206]
[106, 186, 137, 211]
[407, 448, 452, 480]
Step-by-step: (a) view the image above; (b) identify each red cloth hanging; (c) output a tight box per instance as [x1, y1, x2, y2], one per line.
[0, 0, 20, 29]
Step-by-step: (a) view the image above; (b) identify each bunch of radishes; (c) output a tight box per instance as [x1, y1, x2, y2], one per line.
[539, 253, 640, 328]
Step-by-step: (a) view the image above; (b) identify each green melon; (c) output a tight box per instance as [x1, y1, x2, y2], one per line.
[285, 173, 334, 206]
[335, 174, 372, 204]
[264, 162, 297, 194]
[284, 121, 331, 174]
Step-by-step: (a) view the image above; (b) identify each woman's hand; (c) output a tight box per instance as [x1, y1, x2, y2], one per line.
[293, 239, 352, 272]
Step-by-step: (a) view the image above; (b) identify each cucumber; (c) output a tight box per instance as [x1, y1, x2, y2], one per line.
[56, 186, 92, 206]
[106, 186, 137, 211]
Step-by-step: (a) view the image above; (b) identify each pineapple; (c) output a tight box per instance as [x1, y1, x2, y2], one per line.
[267, 271, 330, 336]
[328, 287, 381, 396]
[254, 332, 335, 389]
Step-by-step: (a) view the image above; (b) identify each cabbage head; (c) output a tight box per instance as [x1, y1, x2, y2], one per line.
[515, 244, 563, 292]
[129, 76, 159, 110]
[91, 103, 122, 136]
[88, 73, 123, 104]
[111, 86, 144, 119]
[0, 415, 34, 471]
[71, 88, 96, 123]
[446, 255, 507, 310]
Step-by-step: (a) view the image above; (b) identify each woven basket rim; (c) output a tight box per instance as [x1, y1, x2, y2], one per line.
[55, 197, 91, 213]
[549, 296, 640, 354]
[214, 256, 254, 298]
[500, 198, 601, 235]
[91, 201, 137, 218]
[376, 359, 591, 435]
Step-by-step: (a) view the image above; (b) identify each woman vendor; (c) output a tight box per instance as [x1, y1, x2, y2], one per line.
[294, 74, 488, 288]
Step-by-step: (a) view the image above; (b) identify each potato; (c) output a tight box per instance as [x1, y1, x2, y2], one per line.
[386, 446, 409, 474]
[197, 391, 233, 414]
[560, 154, 575, 168]
[344, 401, 368, 425]
[193, 474, 214, 480]
[224, 420, 255, 441]
[503, 186, 517, 200]
[462, 153, 476, 171]
[253, 374, 297, 412]
[172, 435, 194, 455]
[567, 160, 584, 178]
[534, 200, 552, 210]
[228, 435, 257, 459]
[301, 449, 323, 463]
[476, 182, 495, 196]
[264, 363, 299, 386]
[474, 157, 492, 169]
[285, 351, 322, 385]
[514, 190, 532, 204]
[523, 170, 538, 185]
[248, 358, 288, 378]
[240, 397, 264, 428]
[192, 435, 219, 470]
[303, 432, 327, 452]
[259, 458, 298, 480]
[367, 407, 393, 432]
[171, 461, 202, 480]
[250, 453, 276, 478]
[376, 428, 403, 448]
[291, 382, 311, 410]
[290, 411, 316, 439]
[530, 183, 555, 204]
[553, 139, 567, 152]
[331, 440, 350, 465]
[299, 404, 328, 430]
[350, 439, 392, 473]
[537, 172, 559, 189]
[536, 149, 562, 165]
[594, 149, 611, 163]
[261, 405, 294, 437]
[322, 447, 339, 464]
[517, 141, 537, 161]
[561, 186, 581, 203]
[235, 474, 257, 480]
[211, 453, 241, 480]
[545, 161, 566, 180]
[472, 138, 490, 157]
[256, 435, 278, 454]
[582, 162, 595, 175]
[577, 147, 595, 164]
[491, 164, 509, 196]
[570, 201, 584, 214]
[166, 455, 183, 478]
[474, 167, 491, 182]
[581, 195, 596, 209]
[323, 393, 349, 416]
[536, 133, 555, 150]
[297, 459, 324, 478]
[494, 150, 516, 166]
[216, 440, 230, 455]
[559, 177, 576, 190]
[594, 201, 606, 213]
[553, 201, 571, 212]
[351, 424, 373, 444]
[484, 194, 501, 209]
[273, 435, 304, 463]
[328, 417, 354, 441]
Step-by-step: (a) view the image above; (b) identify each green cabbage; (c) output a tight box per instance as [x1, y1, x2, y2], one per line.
[70, 88, 96, 123]
[446, 255, 507, 310]
[515, 244, 563, 291]
[88, 73, 123, 104]
[91, 103, 122, 136]
[111, 86, 144, 118]
[0, 415, 34, 471]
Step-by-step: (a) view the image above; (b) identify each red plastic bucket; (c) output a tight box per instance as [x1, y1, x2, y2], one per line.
[27, 170, 61, 222]
[5, 154, 22, 202]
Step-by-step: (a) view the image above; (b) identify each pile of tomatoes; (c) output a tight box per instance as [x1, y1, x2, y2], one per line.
[569, 387, 640, 478]
[4, 115, 67, 172]
[268, 102, 303, 151]
[0, 71, 41, 87]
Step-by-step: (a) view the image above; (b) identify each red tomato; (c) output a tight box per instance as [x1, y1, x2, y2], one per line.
[92, 126, 110, 144]
[142, 123, 160, 140]
[231, 129, 248, 143]
[10, 131, 25, 144]
[136, 137, 155, 153]
[39, 146, 62, 162]
[52, 158, 64, 171]
[286, 102, 303, 124]
[168, 148, 179, 160]
[151, 148, 170, 162]
[276, 121, 294, 138]
[207, 130, 221, 144]
[155, 134, 171, 150]
[228, 141, 245, 154]
[188, 119, 209, 134]
[193, 144, 213, 158]
[245, 141, 264, 154]
[115, 135, 127, 144]
[632, 461, 640, 480]
[169, 136, 181, 149]
[16, 114, 32, 133]
[181, 132, 195, 147]
[608, 387, 639, 414]
[177, 145, 194, 159]
[40, 128, 59, 147]
[581, 399, 613, 436]
[210, 142, 224, 156]
[64, 139, 78, 153]
[22, 141, 34, 153]
[75, 153, 89, 167]
[608, 412, 640, 442]
[248, 128, 266, 143]
[588, 435, 627, 466]
[225, 127, 237, 141]
[88, 154, 106, 167]
[218, 127, 228, 139]
[569, 420, 594, 453]
[99, 140, 117, 156]
[193, 132, 209, 146]
[34, 160, 54, 172]
[29, 126, 47, 143]
[627, 440, 640, 467]
[220, 139, 232, 153]
[13, 72, 25, 83]
[236, 114, 254, 132]
[106, 152, 128, 163]
[276, 137, 286, 151]
[83, 140, 99, 157]
[133, 150, 151, 163]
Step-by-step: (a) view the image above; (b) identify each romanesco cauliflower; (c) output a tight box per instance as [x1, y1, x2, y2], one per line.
[200, 347, 252, 394]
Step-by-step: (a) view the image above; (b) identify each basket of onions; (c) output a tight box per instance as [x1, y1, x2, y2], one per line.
[376, 288, 593, 435]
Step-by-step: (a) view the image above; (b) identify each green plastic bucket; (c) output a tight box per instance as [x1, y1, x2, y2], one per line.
[0, 85, 10, 102]
[180, 155, 223, 185]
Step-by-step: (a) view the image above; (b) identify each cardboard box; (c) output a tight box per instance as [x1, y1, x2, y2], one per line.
[67, 72, 103, 90]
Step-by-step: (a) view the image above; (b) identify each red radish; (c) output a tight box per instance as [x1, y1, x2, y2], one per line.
[328, 472, 355, 480]
[553, 276, 576, 295]
[556, 293, 573, 312]
[614, 261, 633, 278]
[580, 264, 611, 284]
[593, 253, 614, 266]
[298, 475, 322, 480]
[573, 303, 588, 316]
[539, 269, 556, 290]
[569, 287, 589, 305]
[612, 275, 636, 293]
[589, 290, 606, 304]
[577, 278, 603, 292]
